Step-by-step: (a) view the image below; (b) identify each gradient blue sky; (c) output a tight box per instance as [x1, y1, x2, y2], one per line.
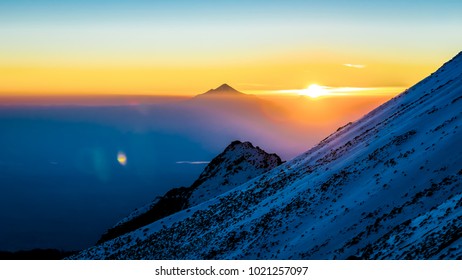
[0, 0, 461, 95]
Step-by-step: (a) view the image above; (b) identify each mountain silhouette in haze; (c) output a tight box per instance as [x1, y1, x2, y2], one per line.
[181, 83, 288, 151]
[199, 83, 245, 96]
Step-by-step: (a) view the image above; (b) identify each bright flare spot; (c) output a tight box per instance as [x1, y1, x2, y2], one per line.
[300, 84, 328, 98]
[343, 63, 366, 69]
[117, 151, 127, 166]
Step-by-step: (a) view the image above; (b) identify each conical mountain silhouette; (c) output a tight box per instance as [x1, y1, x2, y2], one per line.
[201, 83, 245, 96]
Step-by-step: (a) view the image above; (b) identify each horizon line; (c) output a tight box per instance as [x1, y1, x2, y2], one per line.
[0, 85, 407, 98]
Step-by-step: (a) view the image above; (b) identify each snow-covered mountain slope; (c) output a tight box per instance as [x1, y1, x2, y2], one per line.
[97, 141, 282, 243]
[71, 52, 462, 260]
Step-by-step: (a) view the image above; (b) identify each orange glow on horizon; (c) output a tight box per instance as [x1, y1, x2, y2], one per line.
[0, 53, 442, 97]
[260, 86, 405, 99]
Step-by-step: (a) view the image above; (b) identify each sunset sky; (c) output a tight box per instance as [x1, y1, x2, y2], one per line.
[1, 0, 461, 96]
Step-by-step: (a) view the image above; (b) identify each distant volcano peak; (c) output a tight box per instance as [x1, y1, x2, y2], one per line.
[201, 83, 244, 96]
[215, 83, 235, 91]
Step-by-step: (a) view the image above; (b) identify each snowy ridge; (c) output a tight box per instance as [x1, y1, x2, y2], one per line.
[188, 141, 283, 206]
[97, 140, 282, 243]
[71, 52, 462, 260]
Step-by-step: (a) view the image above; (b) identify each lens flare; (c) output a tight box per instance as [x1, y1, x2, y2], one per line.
[117, 151, 127, 166]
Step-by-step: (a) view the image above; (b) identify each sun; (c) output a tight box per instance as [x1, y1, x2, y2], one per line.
[300, 84, 328, 98]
